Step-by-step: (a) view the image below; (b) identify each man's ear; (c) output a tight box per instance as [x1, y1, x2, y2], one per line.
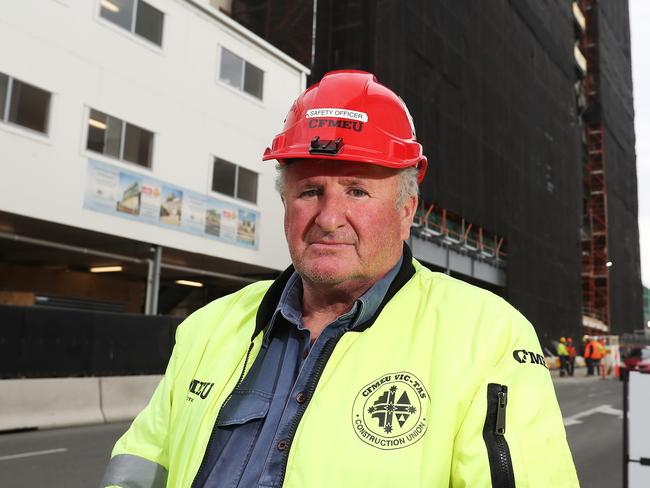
[400, 194, 418, 241]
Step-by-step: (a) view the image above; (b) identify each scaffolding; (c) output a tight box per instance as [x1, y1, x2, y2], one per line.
[577, 0, 610, 330]
[412, 201, 507, 265]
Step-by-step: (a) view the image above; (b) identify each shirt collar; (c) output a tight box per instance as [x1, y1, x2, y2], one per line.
[354, 255, 403, 326]
[267, 255, 404, 339]
[277, 271, 303, 327]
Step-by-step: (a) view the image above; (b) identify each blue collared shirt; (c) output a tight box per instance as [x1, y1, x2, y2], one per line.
[199, 256, 403, 488]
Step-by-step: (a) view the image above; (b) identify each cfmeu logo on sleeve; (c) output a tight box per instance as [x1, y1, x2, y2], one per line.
[512, 349, 548, 368]
[187, 379, 215, 402]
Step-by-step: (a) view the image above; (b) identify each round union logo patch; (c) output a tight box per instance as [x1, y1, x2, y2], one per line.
[352, 371, 430, 450]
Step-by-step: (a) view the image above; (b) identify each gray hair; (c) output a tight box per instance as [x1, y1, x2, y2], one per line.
[396, 166, 420, 207]
[275, 164, 419, 208]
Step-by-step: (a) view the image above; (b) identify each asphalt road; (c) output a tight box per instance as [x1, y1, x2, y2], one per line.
[0, 421, 130, 488]
[554, 371, 623, 487]
[0, 371, 623, 487]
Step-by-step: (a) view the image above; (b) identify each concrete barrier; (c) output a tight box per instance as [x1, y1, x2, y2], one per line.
[99, 375, 161, 423]
[0, 377, 103, 431]
[0, 375, 162, 432]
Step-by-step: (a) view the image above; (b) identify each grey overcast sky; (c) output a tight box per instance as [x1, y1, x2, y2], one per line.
[630, 0, 649, 287]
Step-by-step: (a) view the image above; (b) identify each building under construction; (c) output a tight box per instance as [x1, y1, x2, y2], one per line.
[229, 0, 643, 342]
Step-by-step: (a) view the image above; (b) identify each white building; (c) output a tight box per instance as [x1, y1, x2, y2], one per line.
[0, 0, 308, 315]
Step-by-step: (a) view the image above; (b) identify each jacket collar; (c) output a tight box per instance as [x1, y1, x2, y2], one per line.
[252, 243, 416, 339]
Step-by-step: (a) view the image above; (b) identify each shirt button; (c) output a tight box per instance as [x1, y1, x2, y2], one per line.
[277, 439, 289, 451]
[296, 392, 306, 404]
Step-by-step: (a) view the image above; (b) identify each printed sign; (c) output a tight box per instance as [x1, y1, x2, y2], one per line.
[83, 159, 259, 249]
[305, 108, 369, 122]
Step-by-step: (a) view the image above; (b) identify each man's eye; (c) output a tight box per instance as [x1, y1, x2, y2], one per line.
[349, 188, 368, 197]
[300, 189, 320, 198]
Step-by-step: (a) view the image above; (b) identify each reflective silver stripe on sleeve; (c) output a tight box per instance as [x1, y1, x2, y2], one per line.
[99, 454, 168, 488]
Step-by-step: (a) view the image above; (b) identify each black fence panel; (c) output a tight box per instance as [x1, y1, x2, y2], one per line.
[91, 311, 178, 376]
[0, 305, 182, 378]
[0, 305, 27, 376]
[23, 305, 95, 377]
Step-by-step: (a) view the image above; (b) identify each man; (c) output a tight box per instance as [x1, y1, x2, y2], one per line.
[583, 334, 594, 375]
[566, 337, 577, 376]
[557, 337, 569, 377]
[590, 337, 605, 376]
[101, 71, 578, 487]
[583, 335, 605, 376]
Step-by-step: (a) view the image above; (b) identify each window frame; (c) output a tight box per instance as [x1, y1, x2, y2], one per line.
[210, 156, 259, 205]
[0, 74, 9, 123]
[0, 73, 52, 137]
[217, 46, 265, 102]
[84, 106, 155, 170]
[97, 0, 165, 49]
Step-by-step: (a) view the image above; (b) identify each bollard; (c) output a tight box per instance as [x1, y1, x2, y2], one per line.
[600, 362, 606, 380]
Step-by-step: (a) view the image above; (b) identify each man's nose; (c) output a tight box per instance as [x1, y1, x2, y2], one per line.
[313, 192, 347, 232]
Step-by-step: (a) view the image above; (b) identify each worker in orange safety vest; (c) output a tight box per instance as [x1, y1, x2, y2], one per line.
[583, 336, 604, 376]
[566, 338, 577, 376]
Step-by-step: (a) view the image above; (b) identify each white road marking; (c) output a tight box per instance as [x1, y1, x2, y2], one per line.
[563, 404, 623, 426]
[0, 448, 68, 461]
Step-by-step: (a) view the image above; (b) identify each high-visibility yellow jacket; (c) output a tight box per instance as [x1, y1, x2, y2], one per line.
[101, 257, 578, 487]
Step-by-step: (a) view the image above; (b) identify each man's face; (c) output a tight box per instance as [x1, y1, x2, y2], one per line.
[282, 159, 417, 287]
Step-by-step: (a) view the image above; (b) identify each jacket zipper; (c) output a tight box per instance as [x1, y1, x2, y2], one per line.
[483, 383, 515, 488]
[191, 340, 255, 488]
[276, 335, 341, 487]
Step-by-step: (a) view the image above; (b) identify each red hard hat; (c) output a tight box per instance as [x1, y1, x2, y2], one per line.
[263, 70, 428, 182]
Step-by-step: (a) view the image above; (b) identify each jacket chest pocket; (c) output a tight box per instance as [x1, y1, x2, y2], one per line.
[192, 389, 272, 487]
[215, 389, 272, 458]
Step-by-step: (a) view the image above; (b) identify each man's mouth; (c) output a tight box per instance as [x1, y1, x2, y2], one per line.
[308, 241, 354, 247]
[311, 241, 350, 245]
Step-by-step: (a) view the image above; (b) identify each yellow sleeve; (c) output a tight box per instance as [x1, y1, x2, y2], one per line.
[451, 308, 579, 487]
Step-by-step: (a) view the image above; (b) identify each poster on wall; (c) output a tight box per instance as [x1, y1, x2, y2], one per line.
[220, 208, 238, 241]
[83, 159, 259, 249]
[140, 181, 162, 220]
[116, 173, 142, 215]
[237, 209, 257, 246]
[182, 192, 207, 235]
[204, 207, 221, 237]
[159, 185, 183, 227]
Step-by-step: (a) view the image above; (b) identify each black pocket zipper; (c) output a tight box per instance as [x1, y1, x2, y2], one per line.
[483, 383, 515, 488]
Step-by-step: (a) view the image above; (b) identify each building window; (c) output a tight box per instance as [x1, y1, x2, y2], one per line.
[219, 48, 264, 100]
[212, 158, 258, 204]
[87, 108, 153, 168]
[100, 0, 164, 46]
[0, 72, 51, 134]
